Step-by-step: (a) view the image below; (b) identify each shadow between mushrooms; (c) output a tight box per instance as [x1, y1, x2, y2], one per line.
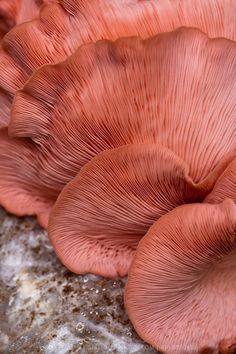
[125, 199, 236, 354]
[0, 0, 48, 38]
[47, 143, 233, 278]
[1, 28, 236, 226]
[0, 0, 236, 126]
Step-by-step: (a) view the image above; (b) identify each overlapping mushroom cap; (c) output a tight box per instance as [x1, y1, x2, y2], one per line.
[48, 143, 226, 277]
[0, 3, 235, 352]
[1, 28, 236, 227]
[0, 0, 236, 126]
[125, 199, 236, 353]
[0, 0, 53, 124]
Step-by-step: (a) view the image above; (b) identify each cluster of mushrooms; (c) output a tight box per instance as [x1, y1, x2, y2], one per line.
[0, 0, 236, 353]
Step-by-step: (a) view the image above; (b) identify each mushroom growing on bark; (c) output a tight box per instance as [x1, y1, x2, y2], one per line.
[48, 144, 232, 277]
[125, 199, 236, 353]
[1, 28, 236, 226]
[0, 0, 236, 126]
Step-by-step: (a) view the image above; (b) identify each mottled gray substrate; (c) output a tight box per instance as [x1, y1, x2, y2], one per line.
[0, 208, 156, 354]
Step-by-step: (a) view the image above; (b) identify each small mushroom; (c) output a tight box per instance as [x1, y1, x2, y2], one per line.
[0, 28, 236, 225]
[47, 143, 231, 277]
[1, 0, 236, 126]
[125, 199, 236, 353]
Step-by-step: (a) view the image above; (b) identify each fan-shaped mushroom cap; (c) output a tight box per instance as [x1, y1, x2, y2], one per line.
[1, 29, 236, 225]
[1, 0, 236, 126]
[10, 28, 236, 183]
[205, 157, 236, 205]
[48, 144, 232, 278]
[125, 199, 236, 353]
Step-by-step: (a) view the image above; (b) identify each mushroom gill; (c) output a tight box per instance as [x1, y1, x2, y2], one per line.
[0, 28, 235, 225]
[1, 0, 236, 126]
[0, 0, 51, 38]
[47, 144, 232, 278]
[125, 199, 236, 353]
[0, 128, 55, 228]
[205, 157, 236, 205]
[0, 0, 52, 124]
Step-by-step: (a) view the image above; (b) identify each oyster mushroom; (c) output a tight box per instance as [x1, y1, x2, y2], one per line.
[1, 0, 236, 126]
[1, 28, 236, 225]
[125, 199, 236, 353]
[48, 144, 231, 277]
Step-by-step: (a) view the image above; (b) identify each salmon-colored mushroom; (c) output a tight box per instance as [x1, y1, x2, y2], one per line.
[47, 144, 233, 277]
[1, 28, 236, 226]
[0, 0, 236, 126]
[125, 199, 236, 353]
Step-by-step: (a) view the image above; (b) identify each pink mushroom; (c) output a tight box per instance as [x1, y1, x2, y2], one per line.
[1, 0, 236, 126]
[48, 144, 232, 277]
[125, 199, 236, 353]
[1, 28, 236, 226]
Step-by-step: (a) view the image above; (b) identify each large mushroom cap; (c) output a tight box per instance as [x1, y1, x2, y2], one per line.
[125, 199, 236, 353]
[48, 143, 230, 278]
[1, 28, 236, 224]
[1, 0, 236, 127]
[10, 28, 236, 182]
